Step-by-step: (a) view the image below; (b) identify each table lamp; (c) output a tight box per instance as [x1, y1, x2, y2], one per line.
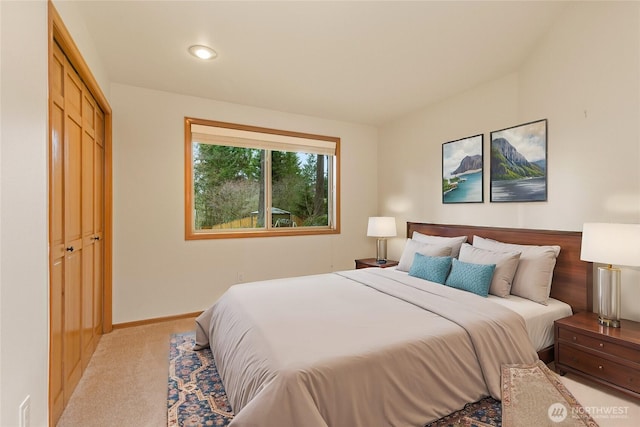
[367, 217, 397, 264]
[580, 223, 640, 327]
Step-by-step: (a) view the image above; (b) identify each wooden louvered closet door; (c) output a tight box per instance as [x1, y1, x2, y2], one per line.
[49, 42, 105, 425]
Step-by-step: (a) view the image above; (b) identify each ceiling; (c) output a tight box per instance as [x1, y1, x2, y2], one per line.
[74, 1, 568, 126]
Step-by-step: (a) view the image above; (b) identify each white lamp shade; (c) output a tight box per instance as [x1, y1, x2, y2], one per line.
[367, 217, 397, 237]
[581, 223, 640, 267]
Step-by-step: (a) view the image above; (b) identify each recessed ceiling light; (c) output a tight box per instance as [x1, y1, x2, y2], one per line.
[188, 45, 218, 60]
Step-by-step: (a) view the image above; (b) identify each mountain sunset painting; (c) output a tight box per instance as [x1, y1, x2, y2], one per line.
[490, 119, 547, 202]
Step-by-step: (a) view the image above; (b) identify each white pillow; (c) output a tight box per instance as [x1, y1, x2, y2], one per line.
[411, 231, 468, 258]
[397, 239, 452, 272]
[458, 243, 521, 298]
[472, 236, 560, 305]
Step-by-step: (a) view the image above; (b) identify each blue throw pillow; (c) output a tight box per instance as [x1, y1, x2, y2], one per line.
[408, 253, 452, 284]
[444, 258, 496, 297]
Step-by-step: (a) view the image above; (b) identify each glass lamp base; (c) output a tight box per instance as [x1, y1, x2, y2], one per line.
[597, 266, 621, 328]
[375, 238, 388, 264]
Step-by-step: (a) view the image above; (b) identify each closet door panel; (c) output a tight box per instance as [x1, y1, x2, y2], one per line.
[94, 119, 105, 335]
[51, 46, 65, 257]
[81, 106, 97, 363]
[64, 61, 83, 246]
[64, 114, 83, 381]
[82, 94, 96, 139]
[50, 35, 107, 425]
[81, 242, 95, 367]
[64, 68, 82, 125]
[94, 235, 103, 336]
[82, 130, 95, 238]
[63, 248, 82, 404]
[51, 45, 64, 107]
[50, 257, 64, 419]
[96, 111, 105, 227]
[65, 120, 82, 243]
[49, 43, 66, 425]
[51, 108, 64, 255]
[63, 62, 84, 404]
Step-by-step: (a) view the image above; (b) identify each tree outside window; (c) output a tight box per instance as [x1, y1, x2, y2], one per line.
[185, 118, 339, 239]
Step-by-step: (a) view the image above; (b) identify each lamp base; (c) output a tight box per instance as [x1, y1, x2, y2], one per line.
[598, 316, 620, 328]
[375, 238, 388, 264]
[597, 265, 621, 328]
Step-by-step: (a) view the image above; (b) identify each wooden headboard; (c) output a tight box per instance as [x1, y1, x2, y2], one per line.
[406, 222, 593, 313]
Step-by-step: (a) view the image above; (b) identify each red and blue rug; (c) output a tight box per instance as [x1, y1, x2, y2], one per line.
[167, 331, 501, 427]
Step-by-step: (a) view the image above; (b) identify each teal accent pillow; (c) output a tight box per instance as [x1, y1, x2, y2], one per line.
[444, 258, 496, 297]
[408, 253, 452, 284]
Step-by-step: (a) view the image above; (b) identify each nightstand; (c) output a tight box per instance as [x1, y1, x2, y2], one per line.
[355, 258, 399, 269]
[554, 311, 640, 399]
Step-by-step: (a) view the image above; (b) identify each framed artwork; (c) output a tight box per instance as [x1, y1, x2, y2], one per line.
[442, 134, 484, 204]
[490, 119, 547, 202]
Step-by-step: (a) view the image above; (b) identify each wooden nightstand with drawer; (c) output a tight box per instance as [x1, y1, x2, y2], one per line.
[554, 311, 640, 399]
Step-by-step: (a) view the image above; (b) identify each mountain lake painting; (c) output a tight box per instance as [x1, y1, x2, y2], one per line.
[442, 134, 483, 203]
[490, 119, 547, 202]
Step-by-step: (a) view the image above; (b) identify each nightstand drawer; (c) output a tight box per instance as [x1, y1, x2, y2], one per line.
[558, 328, 640, 363]
[558, 344, 640, 393]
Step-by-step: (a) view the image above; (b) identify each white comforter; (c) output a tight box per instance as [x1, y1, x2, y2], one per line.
[195, 268, 538, 427]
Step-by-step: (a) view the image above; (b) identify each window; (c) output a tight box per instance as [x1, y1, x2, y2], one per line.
[185, 118, 340, 239]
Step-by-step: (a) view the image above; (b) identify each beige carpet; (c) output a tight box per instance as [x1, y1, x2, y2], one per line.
[554, 368, 639, 427]
[57, 318, 640, 426]
[56, 318, 195, 427]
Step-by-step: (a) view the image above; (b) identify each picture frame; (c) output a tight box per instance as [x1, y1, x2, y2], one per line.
[442, 134, 484, 204]
[490, 119, 547, 202]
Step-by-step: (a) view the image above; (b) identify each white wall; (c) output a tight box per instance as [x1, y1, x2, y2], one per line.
[52, 0, 111, 100]
[379, 73, 521, 231]
[0, 1, 49, 426]
[110, 84, 378, 323]
[0, 1, 112, 424]
[379, 1, 640, 321]
[519, 1, 640, 227]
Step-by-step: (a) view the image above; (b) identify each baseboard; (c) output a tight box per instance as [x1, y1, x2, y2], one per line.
[112, 311, 203, 329]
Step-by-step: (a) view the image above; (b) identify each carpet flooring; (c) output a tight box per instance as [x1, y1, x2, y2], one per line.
[58, 319, 637, 426]
[56, 318, 197, 427]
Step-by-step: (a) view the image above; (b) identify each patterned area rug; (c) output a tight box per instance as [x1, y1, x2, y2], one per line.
[502, 361, 598, 427]
[167, 332, 233, 426]
[425, 398, 499, 427]
[167, 332, 500, 427]
[167, 333, 594, 427]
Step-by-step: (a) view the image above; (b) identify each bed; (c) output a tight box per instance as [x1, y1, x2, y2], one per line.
[195, 222, 592, 427]
[405, 222, 592, 362]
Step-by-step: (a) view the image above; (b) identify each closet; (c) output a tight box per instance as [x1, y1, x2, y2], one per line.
[49, 41, 105, 424]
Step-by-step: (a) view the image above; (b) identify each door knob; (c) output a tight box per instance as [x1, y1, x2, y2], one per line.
[66, 246, 74, 252]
